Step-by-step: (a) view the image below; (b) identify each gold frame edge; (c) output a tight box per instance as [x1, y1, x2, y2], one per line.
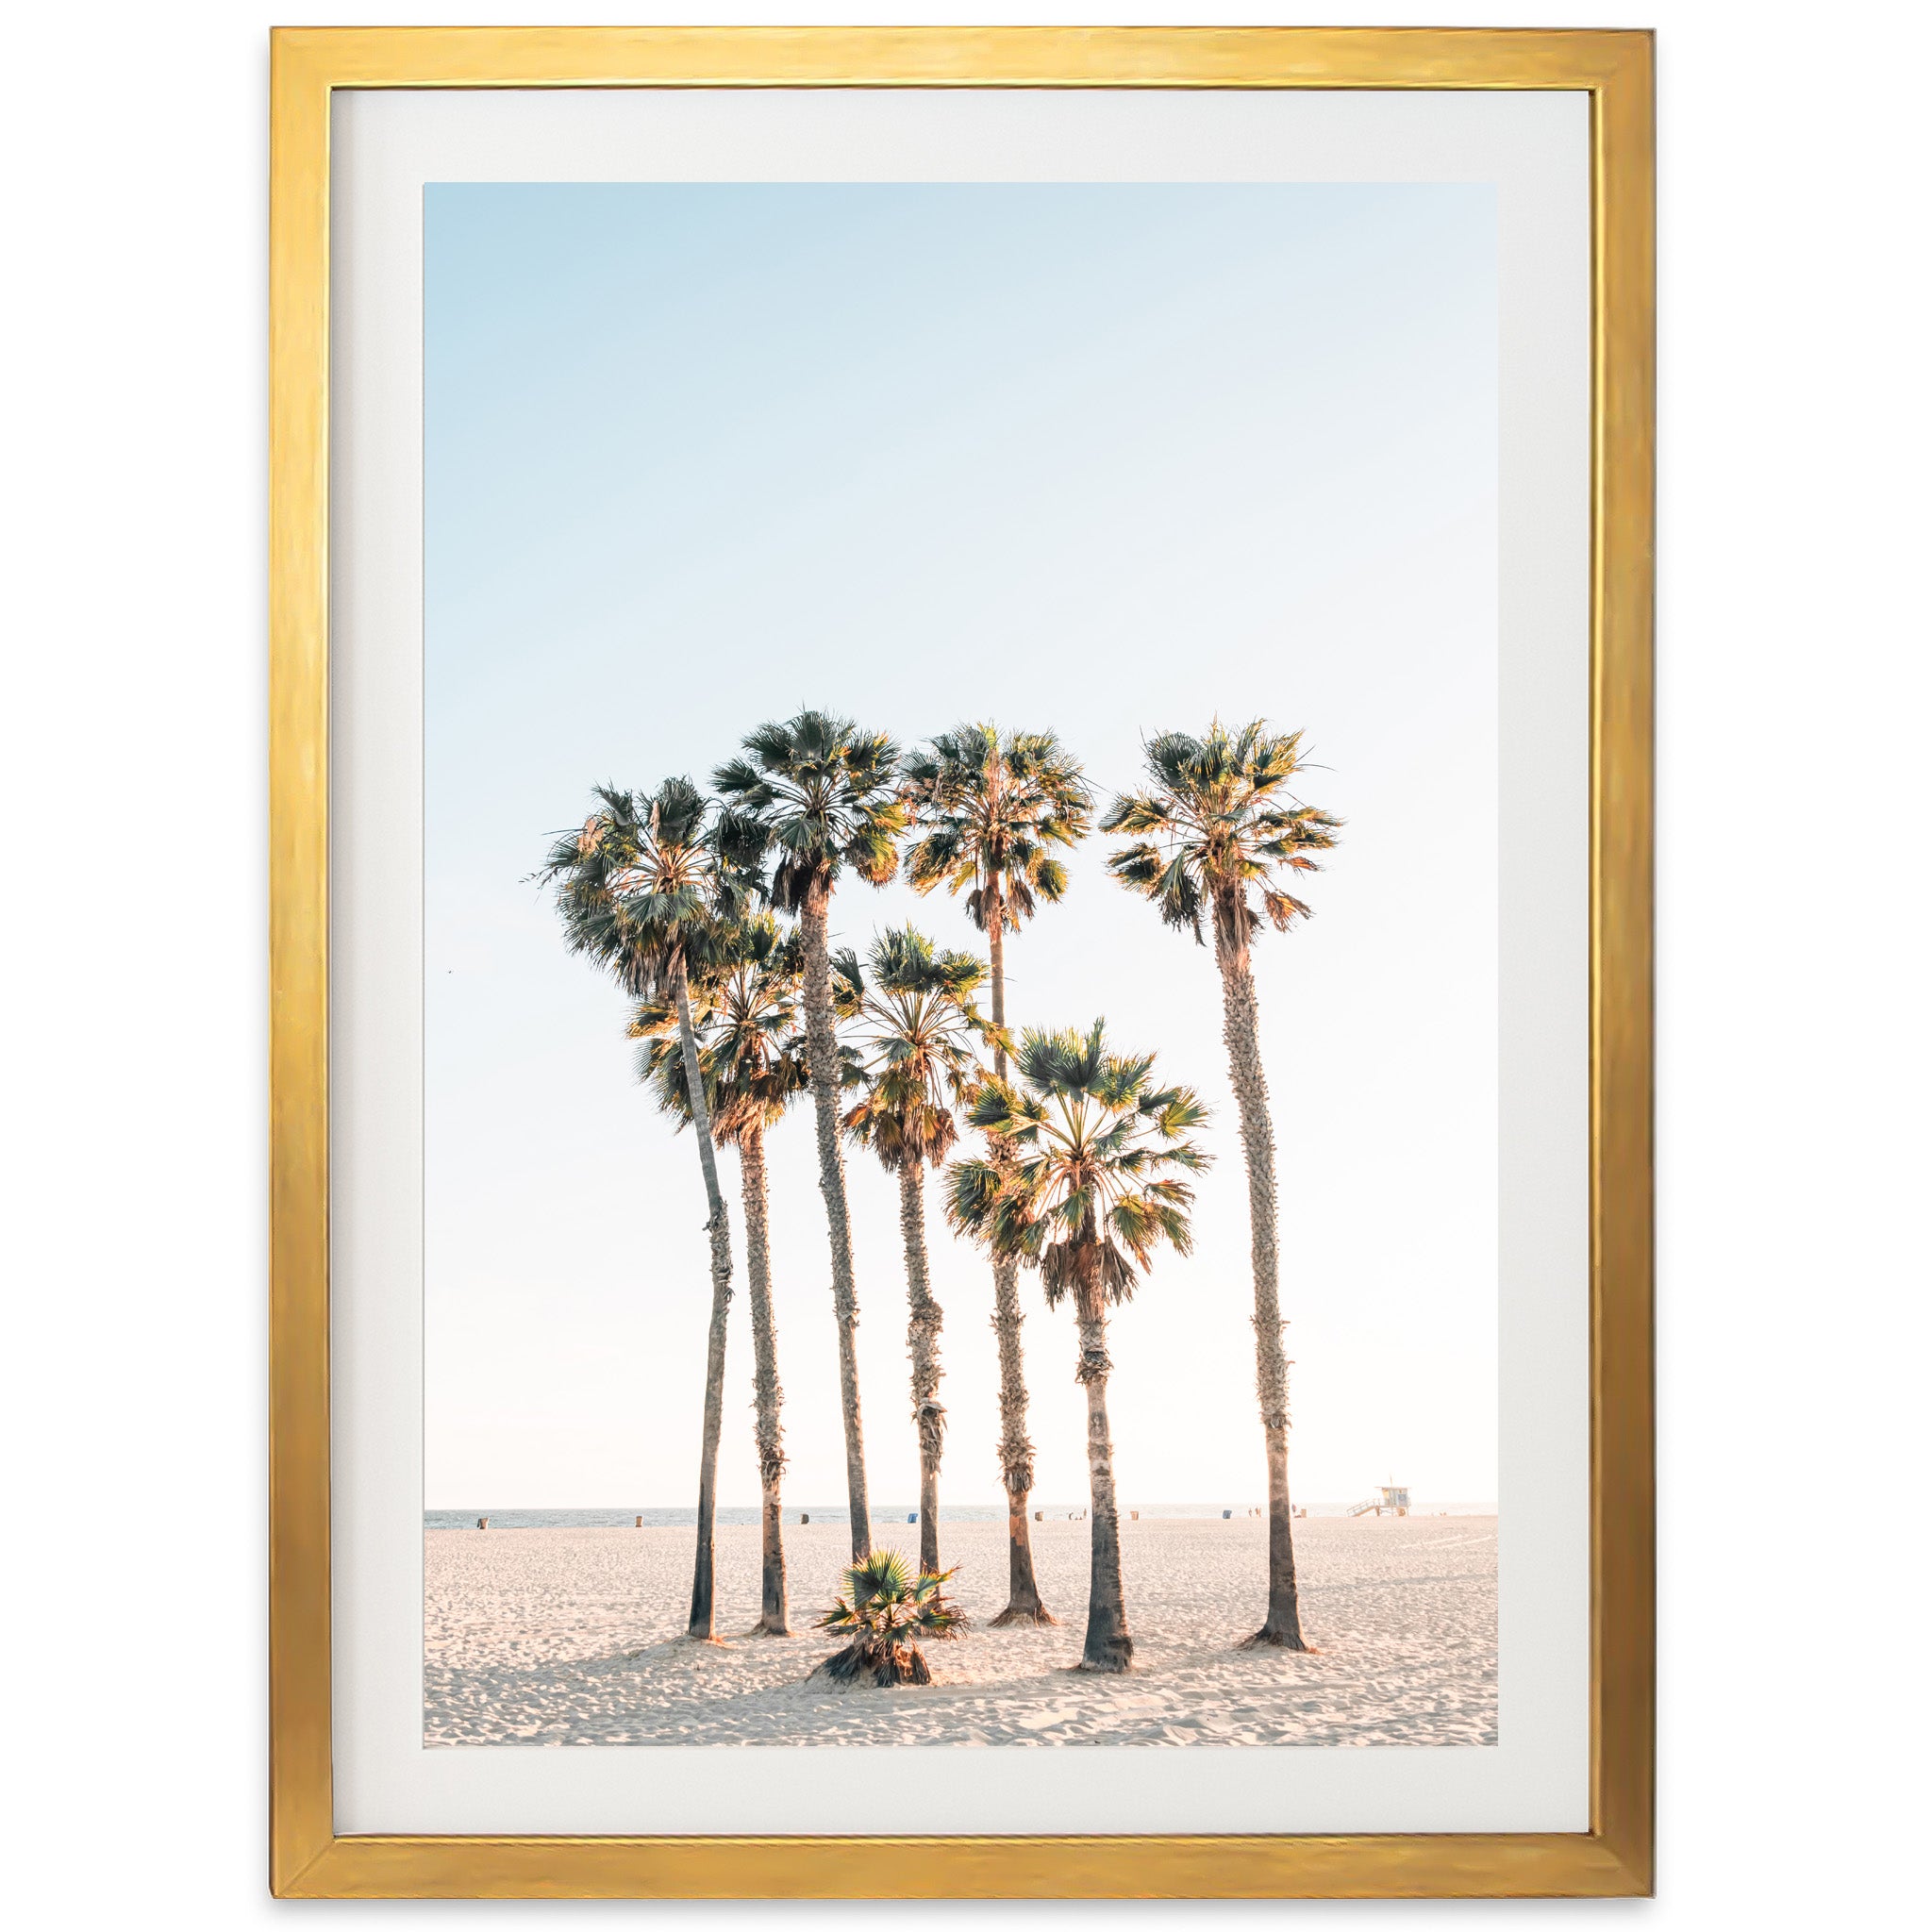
[267, 23, 1654, 1901]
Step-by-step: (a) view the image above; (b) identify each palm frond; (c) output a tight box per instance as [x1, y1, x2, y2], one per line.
[898, 722, 1091, 934]
[538, 777, 741, 1004]
[711, 711, 907, 904]
[943, 1018, 1207, 1317]
[840, 924, 992, 1174]
[1102, 718, 1341, 957]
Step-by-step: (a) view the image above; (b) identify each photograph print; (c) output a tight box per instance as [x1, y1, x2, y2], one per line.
[424, 179, 1500, 1749]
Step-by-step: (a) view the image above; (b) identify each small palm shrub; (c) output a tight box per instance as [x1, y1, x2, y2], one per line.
[809, 1549, 958, 1687]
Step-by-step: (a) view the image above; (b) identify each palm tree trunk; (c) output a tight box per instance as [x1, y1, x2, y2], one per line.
[985, 896, 1053, 1624]
[799, 882, 871, 1558]
[672, 960, 734, 1641]
[990, 1257, 1053, 1623]
[1210, 918, 1308, 1651]
[739, 1123, 789, 1635]
[1074, 1294, 1132, 1672]
[897, 1160, 945, 1577]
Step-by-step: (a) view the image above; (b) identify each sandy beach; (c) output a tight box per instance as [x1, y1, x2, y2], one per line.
[425, 1514, 1495, 1747]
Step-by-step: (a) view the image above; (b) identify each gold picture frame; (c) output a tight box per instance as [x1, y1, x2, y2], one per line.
[269, 24, 1653, 1900]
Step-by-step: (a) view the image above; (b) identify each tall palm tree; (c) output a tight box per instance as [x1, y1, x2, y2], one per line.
[536, 778, 746, 1641]
[901, 724, 1091, 1624]
[714, 710, 908, 1559]
[948, 1022, 1208, 1673]
[834, 926, 995, 1579]
[1101, 721, 1341, 1651]
[633, 912, 811, 1636]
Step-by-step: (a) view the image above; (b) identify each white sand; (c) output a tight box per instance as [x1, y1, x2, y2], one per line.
[425, 1514, 1495, 1747]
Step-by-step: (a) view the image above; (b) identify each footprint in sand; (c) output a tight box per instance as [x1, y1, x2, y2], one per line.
[1015, 1707, 1081, 1731]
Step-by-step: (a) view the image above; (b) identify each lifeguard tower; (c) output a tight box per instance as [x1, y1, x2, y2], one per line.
[1347, 1484, 1410, 1518]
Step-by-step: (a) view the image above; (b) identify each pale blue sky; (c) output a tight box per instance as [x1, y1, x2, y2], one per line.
[425, 182, 1498, 1510]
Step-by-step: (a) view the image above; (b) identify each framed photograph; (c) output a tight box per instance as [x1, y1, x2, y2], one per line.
[270, 25, 1653, 1900]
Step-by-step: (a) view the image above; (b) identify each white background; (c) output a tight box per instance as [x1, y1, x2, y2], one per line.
[2, 0, 1925, 1922]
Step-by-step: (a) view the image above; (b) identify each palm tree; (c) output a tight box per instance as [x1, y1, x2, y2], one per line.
[834, 926, 995, 1579]
[715, 710, 908, 1560]
[536, 778, 746, 1641]
[810, 1549, 960, 1687]
[633, 912, 810, 1637]
[901, 724, 1091, 1624]
[948, 1022, 1208, 1673]
[1101, 721, 1341, 1651]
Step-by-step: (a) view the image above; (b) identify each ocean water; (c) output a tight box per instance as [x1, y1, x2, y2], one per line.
[427, 1505, 1165, 1530]
[425, 1501, 1496, 1529]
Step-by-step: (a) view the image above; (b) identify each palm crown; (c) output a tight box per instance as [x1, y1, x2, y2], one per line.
[948, 1021, 1209, 1310]
[816, 1549, 958, 1643]
[835, 925, 995, 1174]
[629, 913, 812, 1147]
[1101, 721, 1341, 955]
[713, 709, 908, 911]
[536, 777, 745, 997]
[900, 724, 1091, 933]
